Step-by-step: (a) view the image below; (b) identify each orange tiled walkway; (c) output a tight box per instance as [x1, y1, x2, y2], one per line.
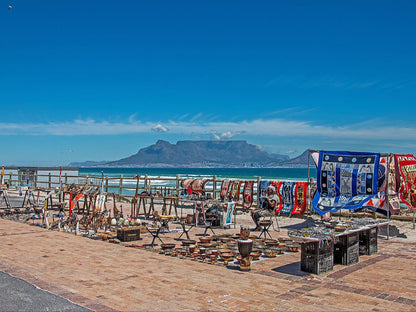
[1, 218, 416, 311]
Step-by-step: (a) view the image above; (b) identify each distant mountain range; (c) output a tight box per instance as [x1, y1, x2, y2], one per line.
[70, 140, 311, 168]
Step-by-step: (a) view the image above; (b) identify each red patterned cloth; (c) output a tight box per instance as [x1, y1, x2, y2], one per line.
[292, 182, 308, 215]
[191, 179, 209, 196]
[220, 180, 231, 201]
[396, 154, 416, 209]
[242, 181, 254, 210]
[271, 181, 308, 215]
[229, 181, 242, 201]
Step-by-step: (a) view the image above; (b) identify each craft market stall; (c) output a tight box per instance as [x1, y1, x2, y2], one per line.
[288, 218, 388, 274]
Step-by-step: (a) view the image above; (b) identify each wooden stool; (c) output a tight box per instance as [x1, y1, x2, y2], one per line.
[258, 219, 273, 239]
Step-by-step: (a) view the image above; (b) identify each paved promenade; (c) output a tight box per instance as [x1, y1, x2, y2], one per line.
[1, 217, 416, 311]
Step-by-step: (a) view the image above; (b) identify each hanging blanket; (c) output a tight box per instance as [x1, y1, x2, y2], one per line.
[396, 154, 416, 209]
[181, 179, 194, 189]
[312, 151, 380, 215]
[270, 181, 308, 215]
[242, 181, 254, 210]
[224, 202, 236, 226]
[292, 182, 308, 215]
[181, 179, 196, 196]
[229, 180, 242, 201]
[356, 156, 401, 216]
[258, 180, 271, 208]
[191, 179, 209, 196]
[277, 182, 295, 214]
[220, 180, 231, 201]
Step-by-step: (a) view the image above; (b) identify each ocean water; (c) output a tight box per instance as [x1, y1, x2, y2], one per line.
[79, 167, 316, 180]
[79, 167, 317, 196]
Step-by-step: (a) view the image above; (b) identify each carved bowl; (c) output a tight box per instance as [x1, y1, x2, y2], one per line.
[199, 236, 212, 244]
[263, 249, 278, 258]
[250, 252, 261, 261]
[181, 239, 196, 246]
[161, 243, 176, 250]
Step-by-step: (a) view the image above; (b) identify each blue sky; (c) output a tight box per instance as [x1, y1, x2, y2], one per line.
[1, 0, 415, 166]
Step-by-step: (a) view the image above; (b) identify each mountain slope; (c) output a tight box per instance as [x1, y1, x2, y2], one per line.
[105, 140, 289, 168]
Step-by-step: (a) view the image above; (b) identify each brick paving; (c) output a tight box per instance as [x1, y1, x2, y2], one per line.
[1, 217, 416, 311]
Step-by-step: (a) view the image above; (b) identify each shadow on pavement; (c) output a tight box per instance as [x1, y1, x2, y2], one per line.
[272, 261, 308, 277]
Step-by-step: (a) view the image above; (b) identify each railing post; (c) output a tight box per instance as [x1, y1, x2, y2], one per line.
[213, 175, 217, 199]
[119, 174, 123, 197]
[105, 176, 109, 193]
[144, 174, 148, 192]
[48, 172, 52, 189]
[176, 174, 180, 196]
[34, 172, 37, 188]
[256, 176, 261, 207]
[65, 173, 68, 185]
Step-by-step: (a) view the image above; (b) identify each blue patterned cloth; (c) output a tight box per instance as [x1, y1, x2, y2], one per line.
[313, 151, 380, 215]
[279, 182, 295, 214]
[258, 180, 271, 208]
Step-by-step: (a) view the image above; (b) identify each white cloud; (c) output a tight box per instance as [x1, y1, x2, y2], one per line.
[151, 123, 169, 133]
[1, 118, 416, 143]
[210, 131, 245, 140]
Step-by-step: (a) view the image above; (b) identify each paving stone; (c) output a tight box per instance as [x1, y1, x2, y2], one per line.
[1, 217, 416, 311]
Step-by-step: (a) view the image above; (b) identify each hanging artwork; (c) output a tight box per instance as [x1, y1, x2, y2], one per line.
[396, 154, 416, 209]
[224, 202, 235, 226]
[228, 180, 242, 201]
[220, 180, 231, 201]
[242, 181, 254, 211]
[273, 182, 308, 215]
[258, 180, 271, 208]
[358, 156, 401, 216]
[312, 151, 381, 215]
[278, 182, 295, 214]
[191, 179, 209, 197]
[181, 179, 195, 197]
[292, 182, 308, 215]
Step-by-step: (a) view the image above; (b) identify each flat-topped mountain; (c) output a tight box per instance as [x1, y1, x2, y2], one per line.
[106, 140, 289, 168]
[70, 140, 311, 168]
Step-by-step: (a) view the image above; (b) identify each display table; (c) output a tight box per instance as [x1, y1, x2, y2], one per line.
[131, 195, 155, 219]
[334, 230, 360, 266]
[299, 238, 334, 275]
[359, 225, 379, 255]
[289, 220, 389, 274]
[161, 196, 179, 217]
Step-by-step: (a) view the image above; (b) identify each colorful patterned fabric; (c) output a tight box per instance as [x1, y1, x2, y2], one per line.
[191, 179, 209, 196]
[396, 154, 416, 209]
[313, 151, 380, 215]
[220, 180, 231, 201]
[269, 181, 308, 215]
[242, 181, 254, 210]
[277, 182, 294, 214]
[224, 202, 235, 226]
[181, 179, 195, 189]
[292, 182, 308, 215]
[258, 180, 271, 208]
[181, 179, 195, 196]
[358, 156, 401, 216]
[382, 156, 401, 214]
[229, 180, 242, 202]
